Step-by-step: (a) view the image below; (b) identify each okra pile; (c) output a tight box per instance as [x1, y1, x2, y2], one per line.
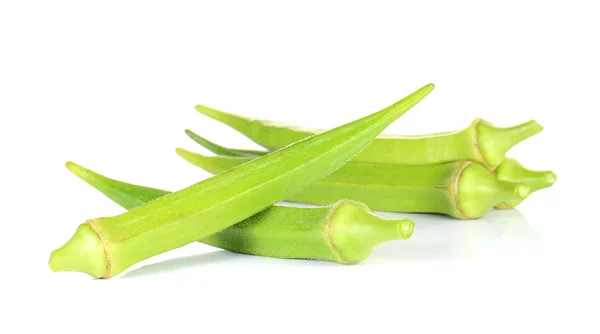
[49, 83, 555, 279]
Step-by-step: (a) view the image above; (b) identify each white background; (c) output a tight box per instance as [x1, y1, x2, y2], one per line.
[1, 1, 598, 333]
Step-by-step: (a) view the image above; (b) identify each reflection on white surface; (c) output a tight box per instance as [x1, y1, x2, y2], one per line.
[121, 250, 244, 279]
[370, 209, 542, 262]
[121, 208, 541, 278]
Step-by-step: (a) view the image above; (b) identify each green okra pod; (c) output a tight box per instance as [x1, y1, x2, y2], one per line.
[194, 106, 543, 168]
[50, 83, 434, 278]
[177, 150, 530, 219]
[65, 162, 414, 264]
[185, 130, 555, 208]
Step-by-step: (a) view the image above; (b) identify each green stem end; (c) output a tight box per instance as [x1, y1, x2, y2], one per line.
[478, 120, 544, 167]
[49, 223, 107, 278]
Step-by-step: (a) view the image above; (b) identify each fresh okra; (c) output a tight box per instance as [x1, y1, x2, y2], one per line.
[194, 106, 543, 168]
[49, 83, 434, 278]
[184, 131, 555, 210]
[66, 162, 415, 264]
[177, 150, 530, 220]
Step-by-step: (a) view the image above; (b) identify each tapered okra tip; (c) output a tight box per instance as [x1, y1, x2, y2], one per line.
[49, 223, 108, 278]
[175, 147, 194, 161]
[176, 147, 209, 167]
[194, 104, 227, 118]
[415, 83, 435, 96]
[194, 104, 211, 112]
[184, 129, 202, 143]
[65, 161, 81, 172]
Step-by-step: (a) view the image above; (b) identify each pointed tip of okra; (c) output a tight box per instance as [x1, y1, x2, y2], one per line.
[183, 129, 211, 148]
[194, 104, 258, 139]
[65, 161, 101, 183]
[195, 104, 231, 120]
[194, 104, 218, 115]
[477, 119, 544, 167]
[176, 147, 213, 170]
[65, 161, 81, 172]
[65, 161, 94, 180]
[184, 128, 195, 137]
[194, 104, 239, 121]
[175, 147, 196, 161]
[49, 223, 108, 278]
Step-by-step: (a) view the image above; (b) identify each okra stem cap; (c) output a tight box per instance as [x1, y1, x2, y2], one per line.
[478, 120, 543, 167]
[49, 223, 107, 278]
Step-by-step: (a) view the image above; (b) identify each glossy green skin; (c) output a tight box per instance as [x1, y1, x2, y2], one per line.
[66, 162, 414, 264]
[177, 150, 530, 220]
[49, 83, 434, 278]
[494, 158, 557, 209]
[195, 105, 543, 167]
[185, 131, 555, 209]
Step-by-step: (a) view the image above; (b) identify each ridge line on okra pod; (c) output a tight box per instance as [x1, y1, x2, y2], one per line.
[325, 201, 349, 263]
[87, 219, 112, 278]
[471, 119, 491, 169]
[451, 161, 472, 220]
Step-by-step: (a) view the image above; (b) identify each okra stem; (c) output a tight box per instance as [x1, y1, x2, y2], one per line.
[66, 162, 414, 264]
[493, 158, 557, 209]
[177, 150, 530, 219]
[50, 83, 434, 278]
[194, 105, 542, 168]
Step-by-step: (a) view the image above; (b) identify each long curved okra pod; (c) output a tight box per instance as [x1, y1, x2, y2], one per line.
[184, 130, 555, 209]
[50, 83, 434, 278]
[195, 106, 542, 168]
[177, 150, 530, 219]
[65, 162, 414, 263]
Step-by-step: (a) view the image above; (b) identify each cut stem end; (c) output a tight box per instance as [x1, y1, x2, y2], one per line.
[49, 223, 107, 278]
[398, 219, 415, 239]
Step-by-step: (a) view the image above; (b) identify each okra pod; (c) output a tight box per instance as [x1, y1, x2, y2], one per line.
[177, 150, 530, 219]
[185, 130, 555, 208]
[65, 162, 414, 263]
[195, 106, 542, 168]
[185, 129, 266, 157]
[49, 83, 434, 278]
